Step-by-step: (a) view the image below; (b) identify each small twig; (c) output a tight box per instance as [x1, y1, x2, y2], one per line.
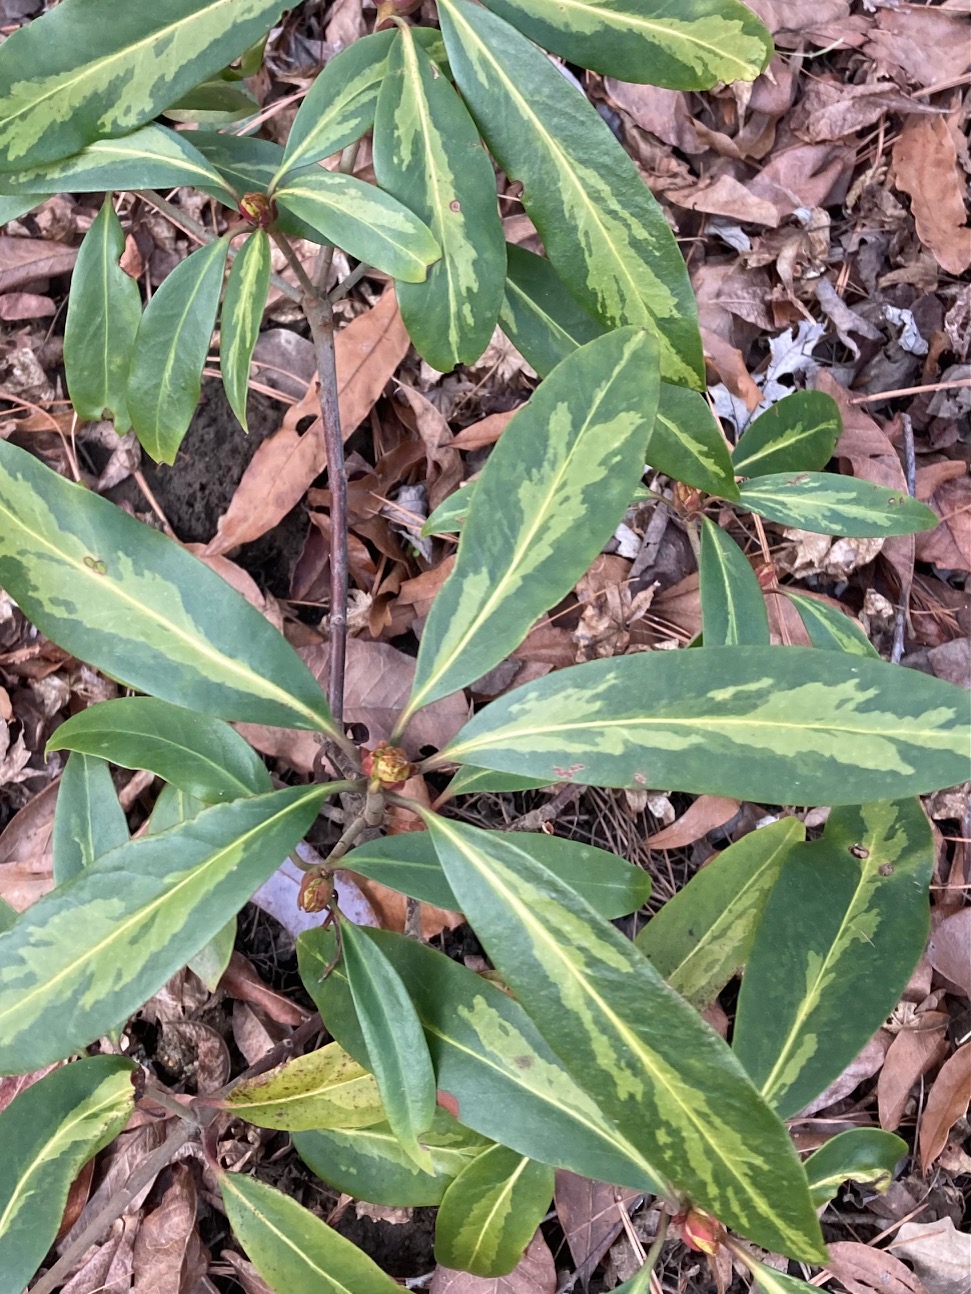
[404, 896, 423, 940]
[329, 259, 373, 303]
[639, 1210, 671, 1292]
[892, 412, 918, 665]
[504, 783, 579, 833]
[269, 228, 316, 300]
[313, 142, 361, 293]
[850, 376, 971, 404]
[30, 1120, 195, 1294]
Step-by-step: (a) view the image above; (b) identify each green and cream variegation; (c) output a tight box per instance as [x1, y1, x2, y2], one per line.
[738, 472, 938, 537]
[374, 25, 505, 371]
[734, 798, 935, 1118]
[274, 171, 441, 283]
[63, 198, 141, 432]
[223, 1042, 384, 1132]
[218, 1172, 401, 1294]
[299, 927, 664, 1193]
[438, 0, 704, 386]
[440, 647, 970, 805]
[0, 125, 235, 199]
[424, 814, 825, 1260]
[803, 1128, 907, 1208]
[52, 752, 129, 885]
[648, 384, 739, 499]
[0, 0, 288, 171]
[636, 817, 804, 1008]
[0, 439, 334, 730]
[127, 236, 229, 464]
[700, 518, 770, 647]
[0, 784, 333, 1074]
[401, 328, 660, 722]
[481, 0, 772, 88]
[732, 391, 842, 478]
[220, 229, 271, 433]
[0, 1057, 136, 1294]
[434, 1145, 554, 1276]
[295, 1110, 489, 1208]
[784, 592, 878, 658]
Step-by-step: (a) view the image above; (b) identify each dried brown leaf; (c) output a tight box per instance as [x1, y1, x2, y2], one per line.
[928, 908, 971, 996]
[826, 1241, 929, 1294]
[891, 1218, 971, 1294]
[554, 1171, 640, 1279]
[0, 291, 55, 320]
[645, 797, 741, 849]
[799, 1031, 891, 1117]
[0, 236, 77, 291]
[919, 1044, 971, 1172]
[219, 953, 309, 1028]
[132, 1163, 207, 1294]
[431, 1230, 556, 1293]
[893, 116, 971, 276]
[878, 1014, 950, 1132]
[792, 80, 937, 145]
[0, 778, 57, 910]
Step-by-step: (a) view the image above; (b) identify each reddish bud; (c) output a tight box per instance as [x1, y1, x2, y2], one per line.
[298, 870, 334, 913]
[361, 741, 414, 790]
[679, 1208, 725, 1255]
[239, 192, 275, 228]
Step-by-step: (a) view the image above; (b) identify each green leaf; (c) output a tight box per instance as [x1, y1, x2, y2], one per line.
[0, 900, 16, 935]
[186, 132, 324, 242]
[52, 752, 129, 885]
[402, 327, 660, 720]
[435, 1144, 554, 1276]
[148, 783, 235, 990]
[0, 439, 334, 730]
[480, 0, 772, 88]
[442, 766, 552, 798]
[421, 482, 478, 537]
[738, 472, 938, 537]
[217, 1170, 401, 1294]
[732, 392, 841, 478]
[700, 518, 770, 647]
[734, 799, 934, 1118]
[0, 0, 288, 172]
[294, 1109, 489, 1207]
[64, 198, 141, 433]
[425, 813, 824, 1261]
[0, 783, 331, 1074]
[649, 384, 739, 499]
[0, 1057, 135, 1294]
[635, 817, 804, 1008]
[222, 1040, 384, 1132]
[0, 194, 48, 224]
[48, 697, 272, 804]
[340, 921, 437, 1171]
[804, 1128, 907, 1208]
[749, 1261, 815, 1294]
[298, 927, 663, 1193]
[784, 592, 878, 659]
[0, 125, 236, 199]
[438, 0, 704, 387]
[346, 829, 651, 919]
[274, 172, 441, 283]
[127, 236, 229, 464]
[164, 77, 259, 125]
[374, 27, 505, 371]
[441, 646, 970, 805]
[220, 229, 270, 433]
[500, 244, 605, 377]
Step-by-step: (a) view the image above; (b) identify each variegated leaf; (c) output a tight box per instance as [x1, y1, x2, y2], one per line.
[748, 1261, 815, 1293]
[0, 1057, 136, 1294]
[481, 0, 772, 88]
[48, 696, 272, 804]
[401, 328, 660, 721]
[441, 766, 551, 799]
[732, 391, 841, 478]
[0, 784, 332, 1074]
[438, 0, 704, 386]
[649, 384, 738, 499]
[220, 229, 271, 433]
[734, 799, 935, 1118]
[52, 752, 129, 885]
[222, 1041, 384, 1132]
[298, 927, 663, 1193]
[636, 817, 804, 1009]
[738, 472, 938, 537]
[425, 814, 825, 1260]
[440, 647, 970, 805]
[274, 171, 441, 283]
[374, 26, 505, 371]
[64, 198, 141, 432]
[346, 828, 651, 919]
[0, 900, 16, 935]
[295, 1109, 489, 1208]
[803, 1128, 907, 1208]
[218, 1171, 401, 1294]
[275, 28, 446, 186]
[127, 236, 229, 464]
[700, 518, 770, 647]
[783, 592, 879, 658]
[435, 1145, 554, 1276]
[0, 125, 235, 199]
[0, 0, 288, 171]
[0, 439, 334, 731]
[339, 922, 437, 1171]
[186, 132, 323, 242]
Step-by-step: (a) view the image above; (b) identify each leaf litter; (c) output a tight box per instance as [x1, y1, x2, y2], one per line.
[0, 2, 968, 1291]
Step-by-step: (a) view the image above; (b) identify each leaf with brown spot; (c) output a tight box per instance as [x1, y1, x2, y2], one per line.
[919, 1044, 971, 1172]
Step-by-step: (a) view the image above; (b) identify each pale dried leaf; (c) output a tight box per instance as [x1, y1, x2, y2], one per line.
[891, 1218, 970, 1294]
[0, 236, 77, 291]
[431, 1230, 556, 1293]
[827, 1241, 929, 1294]
[927, 909, 971, 996]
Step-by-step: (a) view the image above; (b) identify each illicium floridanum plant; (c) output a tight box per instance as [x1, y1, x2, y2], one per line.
[0, 2, 967, 1292]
